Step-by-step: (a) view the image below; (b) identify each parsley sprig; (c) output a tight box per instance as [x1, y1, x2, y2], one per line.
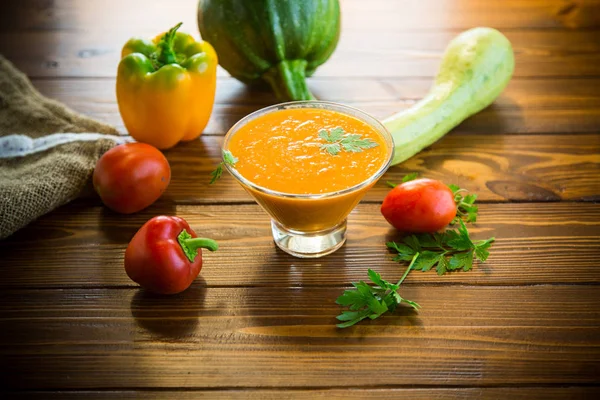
[319, 127, 378, 156]
[209, 150, 238, 184]
[335, 174, 495, 328]
[335, 255, 421, 328]
[386, 172, 418, 188]
[387, 220, 494, 275]
[449, 184, 478, 223]
[336, 221, 494, 328]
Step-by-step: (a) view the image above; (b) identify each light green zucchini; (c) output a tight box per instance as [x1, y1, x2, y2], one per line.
[384, 27, 515, 165]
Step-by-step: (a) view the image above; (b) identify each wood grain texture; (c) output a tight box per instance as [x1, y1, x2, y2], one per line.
[6, 388, 600, 400]
[1, 0, 599, 395]
[3, 0, 600, 32]
[1, 203, 599, 287]
[137, 134, 600, 203]
[27, 77, 600, 135]
[1, 286, 599, 389]
[3, 29, 600, 79]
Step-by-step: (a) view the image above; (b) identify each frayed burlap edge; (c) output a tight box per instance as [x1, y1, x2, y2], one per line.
[0, 55, 122, 239]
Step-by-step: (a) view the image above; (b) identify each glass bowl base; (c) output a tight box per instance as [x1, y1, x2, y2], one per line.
[271, 219, 347, 258]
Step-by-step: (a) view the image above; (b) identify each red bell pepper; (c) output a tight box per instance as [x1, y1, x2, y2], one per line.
[124, 216, 218, 294]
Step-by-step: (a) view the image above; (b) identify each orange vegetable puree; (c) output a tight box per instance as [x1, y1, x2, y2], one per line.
[226, 108, 389, 231]
[227, 108, 387, 194]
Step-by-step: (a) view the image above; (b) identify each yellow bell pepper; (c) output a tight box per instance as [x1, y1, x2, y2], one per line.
[116, 23, 217, 149]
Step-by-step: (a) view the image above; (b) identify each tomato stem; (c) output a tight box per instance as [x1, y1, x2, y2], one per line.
[177, 230, 218, 262]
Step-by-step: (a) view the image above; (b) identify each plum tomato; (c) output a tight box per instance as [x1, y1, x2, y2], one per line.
[93, 143, 171, 214]
[381, 178, 457, 233]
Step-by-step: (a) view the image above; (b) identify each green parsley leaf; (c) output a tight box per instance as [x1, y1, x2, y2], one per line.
[415, 233, 440, 248]
[209, 164, 223, 184]
[402, 172, 419, 183]
[209, 150, 238, 184]
[474, 238, 495, 262]
[367, 269, 387, 289]
[402, 235, 422, 252]
[340, 134, 378, 153]
[448, 251, 474, 272]
[386, 173, 419, 188]
[336, 310, 363, 321]
[319, 127, 379, 156]
[435, 255, 449, 275]
[223, 150, 238, 165]
[336, 310, 372, 328]
[321, 143, 341, 156]
[386, 241, 415, 262]
[335, 258, 421, 328]
[319, 127, 344, 142]
[448, 184, 461, 193]
[388, 220, 494, 276]
[463, 194, 477, 205]
[449, 184, 479, 224]
[446, 220, 474, 251]
[412, 250, 440, 271]
[367, 296, 389, 316]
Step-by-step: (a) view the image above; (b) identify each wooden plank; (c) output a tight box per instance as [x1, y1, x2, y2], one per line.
[121, 134, 600, 203]
[1, 203, 598, 287]
[1, 286, 599, 389]
[3, 0, 599, 32]
[341, 0, 600, 31]
[27, 77, 600, 135]
[2, 30, 599, 78]
[321, 30, 600, 79]
[6, 388, 600, 400]
[1, 0, 598, 395]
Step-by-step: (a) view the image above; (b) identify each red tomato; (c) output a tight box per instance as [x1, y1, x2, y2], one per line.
[93, 143, 171, 214]
[381, 178, 457, 233]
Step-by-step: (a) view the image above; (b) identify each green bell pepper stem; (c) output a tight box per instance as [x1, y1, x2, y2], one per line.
[263, 59, 316, 101]
[177, 230, 218, 263]
[156, 22, 183, 68]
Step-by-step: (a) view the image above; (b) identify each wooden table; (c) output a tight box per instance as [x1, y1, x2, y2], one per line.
[1, 1, 600, 398]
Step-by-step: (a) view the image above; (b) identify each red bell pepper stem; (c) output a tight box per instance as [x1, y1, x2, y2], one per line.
[177, 230, 218, 262]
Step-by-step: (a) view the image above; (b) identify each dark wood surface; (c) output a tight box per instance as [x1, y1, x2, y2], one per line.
[1, 0, 599, 398]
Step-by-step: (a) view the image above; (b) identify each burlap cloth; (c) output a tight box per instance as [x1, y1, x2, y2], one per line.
[0, 55, 127, 239]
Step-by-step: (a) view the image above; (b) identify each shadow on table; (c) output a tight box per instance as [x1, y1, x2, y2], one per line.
[245, 246, 425, 333]
[460, 98, 524, 134]
[130, 277, 207, 340]
[97, 200, 177, 243]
